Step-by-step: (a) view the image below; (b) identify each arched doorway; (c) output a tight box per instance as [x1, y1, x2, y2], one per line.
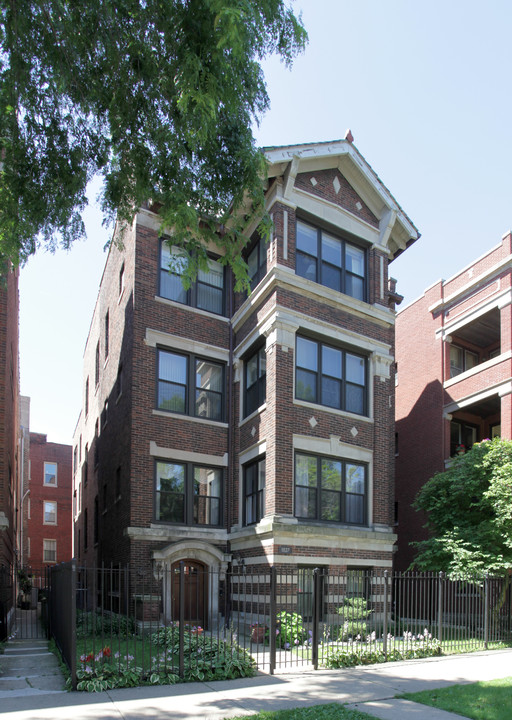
[153, 540, 230, 631]
[171, 559, 207, 628]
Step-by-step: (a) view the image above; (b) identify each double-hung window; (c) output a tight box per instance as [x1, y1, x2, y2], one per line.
[244, 346, 266, 417]
[43, 539, 57, 563]
[44, 501, 57, 525]
[247, 236, 267, 289]
[155, 460, 222, 526]
[157, 349, 224, 421]
[296, 336, 367, 415]
[44, 462, 57, 486]
[449, 345, 478, 378]
[296, 220, 366, 301]
[295, 453, 366, 525]
[159, 241, 225, 315]
[244, 457, 265, 525]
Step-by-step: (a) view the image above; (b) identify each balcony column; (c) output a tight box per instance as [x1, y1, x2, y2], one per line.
[500, 390, 512, 440]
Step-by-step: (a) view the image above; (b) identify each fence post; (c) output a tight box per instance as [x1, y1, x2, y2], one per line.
[383, 571, 388, 659]
[269, 567, 276, 675]
[70, 560, 77, 691]
[179, 563, 185, 678]
[484, 573, 489, 650]
[312, 568, 320, 670]
[438, 572, 444, 644]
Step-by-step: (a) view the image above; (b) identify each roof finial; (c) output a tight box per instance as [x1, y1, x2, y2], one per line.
[344, 129, 354, 144]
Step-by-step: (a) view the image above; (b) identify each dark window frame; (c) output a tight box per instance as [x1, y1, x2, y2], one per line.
[294, 452, 367, 526]
[243, 456, 265, 526]
[159, 239, 226, 316]
[244, 344, 266, 417]
[295, 336, 368, 416]
[449, 343, 479, 378]
[157, 347, 225, 422]
[246, 235, 267, 290]
[450, 420, 478, 456]
[295, 219, 367, 301]
[154, 459, 223, 527]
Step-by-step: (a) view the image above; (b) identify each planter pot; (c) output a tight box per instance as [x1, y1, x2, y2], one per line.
[251, 626, 267, 643]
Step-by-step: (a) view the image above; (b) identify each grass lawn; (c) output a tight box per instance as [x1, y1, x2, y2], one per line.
[400, 677, 512, 720]
[227, 703, 375, 720]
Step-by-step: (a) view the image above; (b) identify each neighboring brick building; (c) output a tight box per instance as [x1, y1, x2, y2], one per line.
[0, 264, 20, 569]
[73, 138, 418, 627]
[25, 432, 73, 567]
[395, 232, 512, 570]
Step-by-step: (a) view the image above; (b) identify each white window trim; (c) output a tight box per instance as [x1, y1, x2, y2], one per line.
[43, 501, 57, 526]
[44, 462, 58, 487]
[43, 539, 57, 564]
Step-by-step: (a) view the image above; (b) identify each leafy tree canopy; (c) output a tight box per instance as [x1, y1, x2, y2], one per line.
[0, 0, 306, 286]
[412, 438, 512, 577]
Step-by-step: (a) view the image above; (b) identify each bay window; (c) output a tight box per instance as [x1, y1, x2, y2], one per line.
[296, 220, 366, 301]
[295, 453, 367, 525]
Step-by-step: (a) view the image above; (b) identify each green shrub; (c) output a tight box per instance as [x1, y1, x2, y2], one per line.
[324, 635, 442, 669]
[275, 611, 306, 649]
[76, 609, 136, 637]
[337, 597, 373, 641]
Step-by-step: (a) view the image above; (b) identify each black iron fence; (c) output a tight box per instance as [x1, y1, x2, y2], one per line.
[2, 563, 511, 688]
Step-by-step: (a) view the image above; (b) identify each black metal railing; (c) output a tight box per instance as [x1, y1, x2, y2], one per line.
[39, 564, 512, 688]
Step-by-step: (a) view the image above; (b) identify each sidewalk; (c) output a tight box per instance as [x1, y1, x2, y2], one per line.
[1, 647, 511, 719]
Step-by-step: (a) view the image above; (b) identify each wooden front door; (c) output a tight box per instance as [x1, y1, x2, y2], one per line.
[171, 560, 207, 629]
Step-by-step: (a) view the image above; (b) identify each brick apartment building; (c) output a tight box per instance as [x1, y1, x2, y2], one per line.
[24, 432, 73, 568]
[395, 232, 512, 570]
[0, 264, 20, 569]
[73, 138, 418, 627]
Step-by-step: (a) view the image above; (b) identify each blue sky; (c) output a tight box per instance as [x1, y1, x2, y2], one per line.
[19, 0, 512, 443]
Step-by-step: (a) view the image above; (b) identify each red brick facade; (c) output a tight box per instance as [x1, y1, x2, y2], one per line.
[395, 232, 512, 570]
[73, 140, 418, 625]
[25, 433, 72, 567]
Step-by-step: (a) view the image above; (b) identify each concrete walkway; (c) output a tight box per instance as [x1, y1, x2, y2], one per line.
[0, 645, 511, 719]
[0, 638, 66, 699]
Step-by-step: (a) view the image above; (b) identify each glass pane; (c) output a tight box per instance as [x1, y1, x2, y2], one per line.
[296, 252, 317, 282]
[158, 382, 186, 412]
[322, 233, 342, 266]
[196, 360, 223, 393]
[297, 337, 318, 370]
[44, 463, 57, 484]
[295, 454, 317, 487]
[258, 459, 266, 489]
[346, 383, 364, 415]
[346, 464, 365, 494]
[346, 354, 365, 385]
[465, 350, 478, 370]
[160, 270, 188, 303]
[247, 354, 258, 387]
[346, 494, 364, 524]
[295, 486, 316, 518]
[321, 459, 342, 490]
[346, 244, 365, 276]
[321, 491, 341, 521]
[159, 352, 187, 383]
[194, 467, 221, 497]
[321, 376, 341, 408]
[197, 284, 223, 314]
[296, 222, 318, 255]
[450, 346, 463, 376]
[296, 368, 317, 402]
[346, 274, 364, 301]
[195, 389, 222, 420]
[198, 257, 224, 288]
[248, 244, 259, 280]
[157, 493, 184, 523]
[258, 347, 266, 377]
[156, 463, 185, 493]
[322, 345, 342, 378]
[322, 263, 341, 292]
